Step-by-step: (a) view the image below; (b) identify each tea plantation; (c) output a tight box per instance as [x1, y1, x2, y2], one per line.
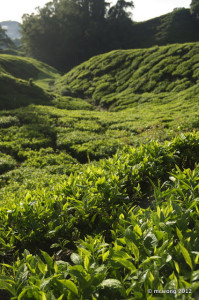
[1, 43, 199, 299]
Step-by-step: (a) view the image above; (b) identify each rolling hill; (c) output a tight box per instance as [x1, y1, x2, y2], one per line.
[1, 42, 199, 299]
[0, 54, 60, 109]
[55, 42, 199, 111]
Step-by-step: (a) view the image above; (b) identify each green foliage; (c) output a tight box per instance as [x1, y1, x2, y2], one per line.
[0, 54, 60, 83]
[0, 53, 61, 109]
[20, 148, 79, 175]
[2, 154, 199, 298]
[52, 96, 94, 110]
[0, 132, 199, 251]
[0, 115, 19, 128]
[2, 41, 199, 299]
[133, 8, 199, 48]
[0, 53, 60, 95]
[0, 73, 52, 110]
[1, 120, 199, 298]
[190, 0, 199, 18]
[19, 4, 199, 72]
[55, 42, 199, 110]
[20, 0, 134, 71]
[0, 25, 15, 49]
[0, 152, 16, 174]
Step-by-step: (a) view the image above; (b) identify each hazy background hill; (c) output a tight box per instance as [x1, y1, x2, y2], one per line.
[0, 21, 21, 48]
[0, 21, 21, 40]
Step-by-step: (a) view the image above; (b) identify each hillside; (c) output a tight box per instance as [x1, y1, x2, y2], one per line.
[0, 43, 199, 162]
[0, 54, 60, 87]
[0, 54, 61, 109]
[1, 43, 199, 298]
[132, 8, 199, 48]
[18, 6, 199, 72]
[55, 42, 199, 111]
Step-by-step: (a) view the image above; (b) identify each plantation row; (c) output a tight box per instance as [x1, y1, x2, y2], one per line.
[0, 94, 198, 206]
[2, 43, 199, 112]
[1, 43, 199, 299]
[55, 43, 199, 111]
[0, 132, 199, 298]
[0, 100, 198, 201]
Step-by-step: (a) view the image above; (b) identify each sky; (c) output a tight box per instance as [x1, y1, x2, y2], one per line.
[0, 0, 192, 23]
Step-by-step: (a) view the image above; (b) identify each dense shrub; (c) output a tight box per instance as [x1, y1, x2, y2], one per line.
[1, 138, 199, 298]
[0, 116, 19, 128]
[0, 152, 16, 174]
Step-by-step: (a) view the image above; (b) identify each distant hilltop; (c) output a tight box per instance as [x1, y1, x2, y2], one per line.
[0, 21, 21, 40]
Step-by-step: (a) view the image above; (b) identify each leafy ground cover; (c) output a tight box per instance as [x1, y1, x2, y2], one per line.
[1, 133, 199, 299]
[55, 42, 199, 111]
[1, 43, 199, 298]
[0, 87, 198, 208]
[0, 73, 53, 110]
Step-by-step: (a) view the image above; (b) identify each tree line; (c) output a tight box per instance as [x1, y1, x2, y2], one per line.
[2, 0, 199, 72]
[20, 0, 134, 71]
[0, 26, 14, 49]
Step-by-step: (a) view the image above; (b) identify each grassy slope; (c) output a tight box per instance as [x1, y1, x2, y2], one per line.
[0, 54, 61, 109]
[0, 54, 60, 87]
[55, 42, 199, 111]
[0, 54, 94, 110]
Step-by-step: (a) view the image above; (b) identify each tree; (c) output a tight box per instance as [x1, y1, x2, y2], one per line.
[107, 0, 134, 49]
[108, 0, 134, 20]
[22, 1, 79, 70]
[190, 0, 199, 18]
[21, 0, 134, 71]
[0, 26, 14, 49]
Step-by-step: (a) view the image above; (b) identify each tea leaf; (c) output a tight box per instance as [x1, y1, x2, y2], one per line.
[58, 279, 78, 295]
[179, 243, 193, 270]
[102, 250, 110, 262]
[99, 279, 122, 289]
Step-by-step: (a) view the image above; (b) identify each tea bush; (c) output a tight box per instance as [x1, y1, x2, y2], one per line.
[0, 152, 16, 174]
[55, 42, 199, 111]
[0, 116, 19, 128]
[1, 147, 199, 298]
[2, 43, 199, 299]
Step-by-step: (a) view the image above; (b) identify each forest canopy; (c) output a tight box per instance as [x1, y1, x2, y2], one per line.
[190, 0, 199, 18]
[21, 0, 134, 71]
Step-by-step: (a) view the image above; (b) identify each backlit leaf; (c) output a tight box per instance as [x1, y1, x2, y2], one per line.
[99, 279, 122, 289]
[58, 279, 78, 295]
[179, 243, 193, 270]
